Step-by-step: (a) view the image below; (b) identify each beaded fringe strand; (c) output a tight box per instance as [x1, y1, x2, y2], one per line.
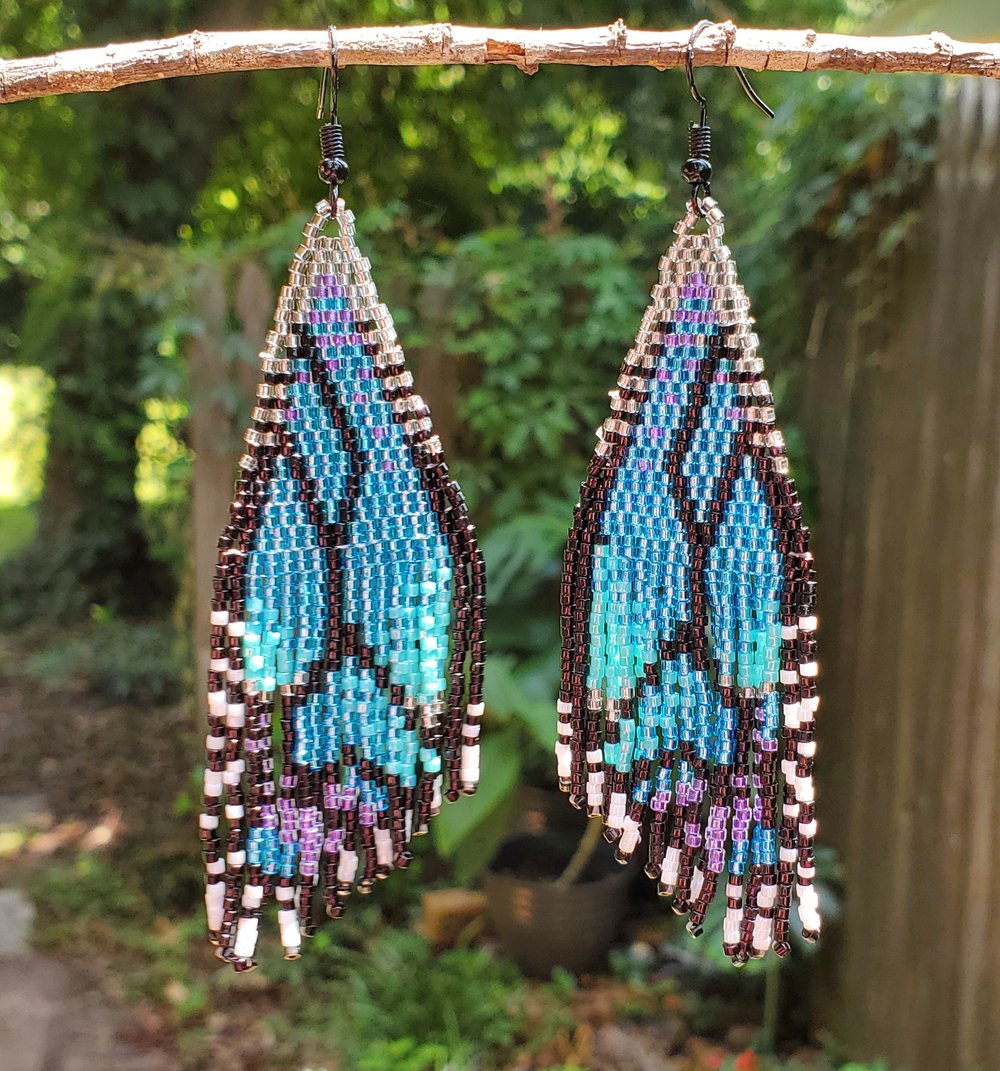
[201, 199, 485, 970]
[557, 196, 819, 963]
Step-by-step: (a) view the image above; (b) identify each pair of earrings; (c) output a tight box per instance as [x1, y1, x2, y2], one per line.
[200, 22, 819, 971]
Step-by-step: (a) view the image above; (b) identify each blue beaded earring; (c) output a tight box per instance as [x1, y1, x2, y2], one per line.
[200, 30, 485, 969]
[557, 22, 819, 964]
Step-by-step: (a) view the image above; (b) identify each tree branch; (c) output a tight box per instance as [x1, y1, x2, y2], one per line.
[1, 21, 998, 104]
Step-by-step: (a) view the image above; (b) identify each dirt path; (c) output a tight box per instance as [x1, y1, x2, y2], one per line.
[0, 952, 177, 1071]
[0, 650, 183, 1071]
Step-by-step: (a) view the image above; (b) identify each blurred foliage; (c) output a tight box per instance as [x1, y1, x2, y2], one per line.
[0, 364, 51, 502]
[26, 603, 183, 702]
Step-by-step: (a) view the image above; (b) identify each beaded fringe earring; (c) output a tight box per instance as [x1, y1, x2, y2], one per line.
[556, 26, 819, 964]
[200, 35, 485, 970]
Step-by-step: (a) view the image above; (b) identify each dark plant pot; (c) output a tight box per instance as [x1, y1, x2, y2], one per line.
[483, 831, 634, 977]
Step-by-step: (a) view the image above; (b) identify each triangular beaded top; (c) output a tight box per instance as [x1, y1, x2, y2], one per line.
[202, 199, 485, 968]
[558, 197, 819, 962]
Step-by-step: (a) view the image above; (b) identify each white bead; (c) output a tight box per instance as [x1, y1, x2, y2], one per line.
[554, 742, 572, 779]
[338, 850, 358, 884]
[724, 910, 742, 944]
[556, 700, 572, 715]
[225, 804, 244, 820]
[796, 884, 821, 932]
[278, 907, 301, 953]
[758, 884, 777, 909]
[690, 866, 705, 902]
[375, 826, 393, 866]
[660, 846, 681, 886]
[226, 850, 246, 867]
[226, 703, 246, 728]
[210, 610, 229, 626]
[752, 915, 773, 952]
[619, 816, 641, 856]
[467, 703, 485, 718]
[199, 814, 219, 829]
[799, 616, 818, 632]
[798, 741, 817, 758]
[204, 770, 223, 796]
[460, 745, 480, 785]
[205, 882, 225, 931]
[463, 722, 481, 738]
[275, 885, 295, 903]
[227, 621, 246, 637]
[242, 885, 264, 909]
[233, 915, 259, 960]
[209, 658, 229, 672]
[800, 661, 819, 678]
[207, 690, 227, 716]
[780, 669, 799, 685]
[206, 858, 224, 875]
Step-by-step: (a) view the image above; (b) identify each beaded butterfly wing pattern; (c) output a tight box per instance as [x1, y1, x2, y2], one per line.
[557, 195, 819, 963]
[201, 198, 485, 969]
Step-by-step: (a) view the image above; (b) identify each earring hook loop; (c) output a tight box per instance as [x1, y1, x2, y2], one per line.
[685, 20, 775, 123]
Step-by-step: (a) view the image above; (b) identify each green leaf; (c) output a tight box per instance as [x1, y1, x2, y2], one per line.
[482, 655, 557, 752]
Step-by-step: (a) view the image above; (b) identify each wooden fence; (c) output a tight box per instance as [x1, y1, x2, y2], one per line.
[803, 76, 1000, 1071]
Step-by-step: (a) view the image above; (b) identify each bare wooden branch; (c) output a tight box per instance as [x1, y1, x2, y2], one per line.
[1, 21, 998, 104]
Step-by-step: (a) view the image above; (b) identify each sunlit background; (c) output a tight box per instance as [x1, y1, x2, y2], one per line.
[1, 2, 999, 1070]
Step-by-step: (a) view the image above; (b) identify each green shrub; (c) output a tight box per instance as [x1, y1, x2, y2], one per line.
[26, 605, 181, 703]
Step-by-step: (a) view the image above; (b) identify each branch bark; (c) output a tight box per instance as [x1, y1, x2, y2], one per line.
[1, 21, 998, 104]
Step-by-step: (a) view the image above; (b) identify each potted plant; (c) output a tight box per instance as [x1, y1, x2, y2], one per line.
[432, 515, 636, 975]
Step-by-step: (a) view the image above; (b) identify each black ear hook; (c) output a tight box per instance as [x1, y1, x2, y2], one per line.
[316, 25, 339, 122]
[685, 20, 775, 126]
[316, 26, 349, 203]
[682, 21, 773, 215]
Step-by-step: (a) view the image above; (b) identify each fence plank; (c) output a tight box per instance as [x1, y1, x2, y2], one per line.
[804, 77, 1000, 1070]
